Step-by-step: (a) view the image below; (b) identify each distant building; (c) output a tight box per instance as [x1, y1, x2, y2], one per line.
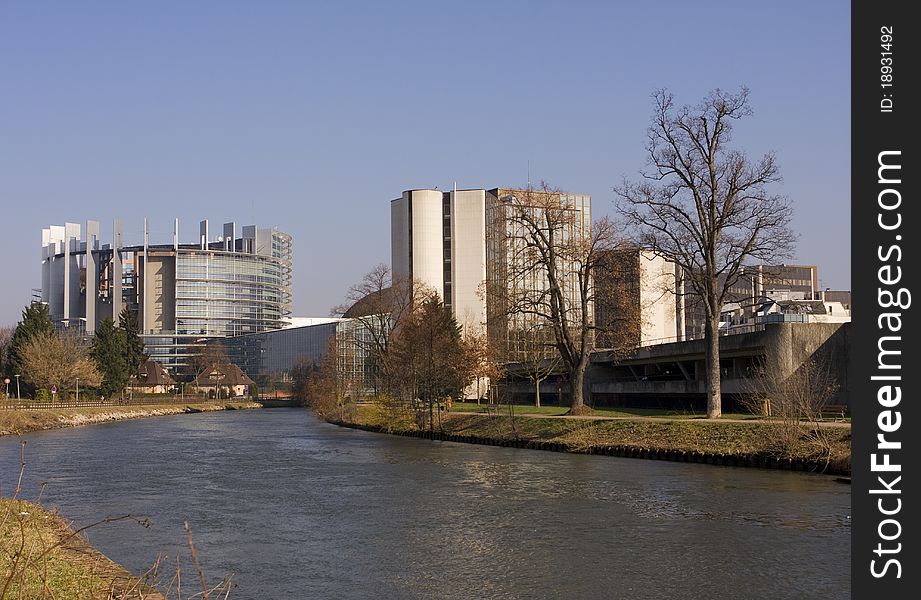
[822, 290, 851, 310]
[594, 249, 682, 349]
[485, 188, 592, 362]
[225, 316, 388, 397]
[683, 264, 820, 340]
[40, 218, 292, 374]
[391, 188, 488, 332]
[391, 186, 592, 361]
[752, 299, 851, 324]
[226, 319, 342, 381]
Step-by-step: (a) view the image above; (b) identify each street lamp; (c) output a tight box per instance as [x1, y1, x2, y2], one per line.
[14, 374, 20, 401]
[76, 378, 80, 402]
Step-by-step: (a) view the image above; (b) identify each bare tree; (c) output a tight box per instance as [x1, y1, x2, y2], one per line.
[741, 356, 840, 461]
[190, 341, 230, 380]
[20, 331, 102, 396]
[462, 328, 506, 405]
[616, 87, 795, 418]
[332, 263, 416, 395]
[305, 338, 345, 419]
[514, 325, 560, 408]
[290, 355, 314, 405]
[490, 183, 623, 414]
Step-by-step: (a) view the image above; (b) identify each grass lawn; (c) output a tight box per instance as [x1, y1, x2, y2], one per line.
[346, 401, 851, 474]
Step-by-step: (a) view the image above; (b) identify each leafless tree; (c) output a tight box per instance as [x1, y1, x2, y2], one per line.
[290, 355, 314, 405]
[514, 325, 560, 408]
[462, 328, 506, 405]
[190, 341, 230, 382]
[332, 263, 417, 395]
[616, 87, 795, 418]
[306, 337, 347, 420]
[20, 330, 102, 395]
[489, 182, 624, 414]
[742, 356, 840, 460]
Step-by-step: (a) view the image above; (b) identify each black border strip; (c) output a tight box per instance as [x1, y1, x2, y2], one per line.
[852, 1, 917, 596]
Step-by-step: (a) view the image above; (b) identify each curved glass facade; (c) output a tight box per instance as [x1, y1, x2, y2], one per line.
[40, 219, 293, 376]
[175, 234, 292, 337]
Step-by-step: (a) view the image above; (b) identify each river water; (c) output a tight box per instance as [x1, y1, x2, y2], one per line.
[0, 408, 850, 599]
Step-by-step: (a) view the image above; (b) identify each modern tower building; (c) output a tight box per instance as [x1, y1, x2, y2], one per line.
[391, 188, 488, 332]
[40, 218, 292, 373]
[391, 186, 593, 360]
[484, 187, 593, 360]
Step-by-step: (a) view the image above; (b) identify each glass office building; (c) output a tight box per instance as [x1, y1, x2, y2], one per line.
[225, 317, 387, 398]
[40, 218, 292, 374]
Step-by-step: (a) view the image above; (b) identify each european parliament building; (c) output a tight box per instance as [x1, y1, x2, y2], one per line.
[40, 218, 292, 373]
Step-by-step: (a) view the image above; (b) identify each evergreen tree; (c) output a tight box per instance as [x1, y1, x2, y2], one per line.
[119, 307, 148, 376]
[91, 318, 129, 398]
[6, 303, 54, 394]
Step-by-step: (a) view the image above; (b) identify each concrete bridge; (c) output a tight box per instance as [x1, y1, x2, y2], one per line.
[501, 322, 850, 411]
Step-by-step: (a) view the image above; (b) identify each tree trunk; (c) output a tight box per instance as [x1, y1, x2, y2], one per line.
[704, 314, 722, 418]
[535, 379, 541, 408]
[569, 365, 588, 415]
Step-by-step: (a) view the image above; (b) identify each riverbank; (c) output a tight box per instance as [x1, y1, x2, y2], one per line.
[0, 498, 164, 599]
[329, 406, 851, 475]
[0, 400, 267, 437]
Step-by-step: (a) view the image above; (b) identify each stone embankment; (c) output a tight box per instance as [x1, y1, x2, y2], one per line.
[0, 401, 264, 437]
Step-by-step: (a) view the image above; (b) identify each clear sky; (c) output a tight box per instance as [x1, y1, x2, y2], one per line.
[0, 1, 850, 326]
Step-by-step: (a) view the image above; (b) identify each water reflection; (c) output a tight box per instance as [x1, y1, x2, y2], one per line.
[0, 409, 850, 600]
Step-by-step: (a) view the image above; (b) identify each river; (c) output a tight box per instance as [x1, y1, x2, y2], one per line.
[0, 408, 850, 599]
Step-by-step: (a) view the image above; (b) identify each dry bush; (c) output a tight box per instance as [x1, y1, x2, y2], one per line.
[741, 357, 840, 460]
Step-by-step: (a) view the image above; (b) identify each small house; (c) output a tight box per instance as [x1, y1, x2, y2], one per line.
[192, 363, 255, 398]
[131, 360, 176, 394]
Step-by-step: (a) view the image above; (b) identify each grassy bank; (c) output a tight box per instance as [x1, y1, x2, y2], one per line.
[449, 401, 764, 419]
[0, 401, 263, 437]
[334, 403, 851, 475]
[0, 498, 164, 599]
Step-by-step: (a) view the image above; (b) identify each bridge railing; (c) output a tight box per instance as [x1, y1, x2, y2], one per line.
[636, 324, 767, 350]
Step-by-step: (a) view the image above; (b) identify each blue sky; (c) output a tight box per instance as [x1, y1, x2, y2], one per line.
[0, 1, 850, 325]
